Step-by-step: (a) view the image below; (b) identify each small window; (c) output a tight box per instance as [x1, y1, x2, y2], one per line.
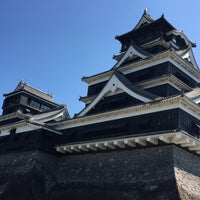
[27, 98, 50, 111]
[10, 128, 16, 135]
[27, 99, 41, 110]
[4, 96, 20, 108]
[192, 123, 200, 139]
[40, 104, 50, 111]
[172, 35, 176, 44]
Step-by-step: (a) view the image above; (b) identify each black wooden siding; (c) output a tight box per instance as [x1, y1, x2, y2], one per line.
[87, 93, 142, 115]
[87, 62, 197, 97]
[60, 108, 200, 143]
[146, 84, 180, 97]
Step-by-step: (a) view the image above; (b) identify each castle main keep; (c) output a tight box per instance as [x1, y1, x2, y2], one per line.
[0, 11, 200, 199]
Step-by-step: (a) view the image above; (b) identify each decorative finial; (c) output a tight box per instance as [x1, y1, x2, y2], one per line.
[19, 80, 25, 88]
[144, 8, 148, 14]
[19, 79, 26, 86]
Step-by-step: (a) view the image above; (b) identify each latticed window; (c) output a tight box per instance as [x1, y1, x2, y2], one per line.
[27, 98, 50, 111]
[40, 104, 50, 111]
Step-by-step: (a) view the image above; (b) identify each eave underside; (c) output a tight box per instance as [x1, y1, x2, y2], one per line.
[83, 50, 200, 86]
[56, 131, 200, 155]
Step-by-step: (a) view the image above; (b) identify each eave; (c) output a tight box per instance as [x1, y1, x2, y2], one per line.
[0, 118, 62, 137]
[3, 90, 60, 107]
[141, 38, 170, 49]
[80, 74, 192, 104]
[56, 131, 200, 155]
[0, 119, 28, 135]
[82, 50, 200, 85]
[166, 30, 195, 48]
[116, 16, 175, 44]
[113, 38, 169, 62]
[27, 121, 62, 135]
[51, 95, 200, 131]
[7, 81, 53, 102]
[29, 105, 68, 123]
[139, 74, 192, 91]
[112, 43, 151, 69]
[185, 87, 200, 99]
[0, 111, 27, 122]
[78, 71, 156, 117]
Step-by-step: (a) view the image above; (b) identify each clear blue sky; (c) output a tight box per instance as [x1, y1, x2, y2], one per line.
[0, 0, 200, 116]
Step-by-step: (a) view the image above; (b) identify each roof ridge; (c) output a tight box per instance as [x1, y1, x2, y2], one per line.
[7, 81, 54, 102]
[133, 9, 154, 30]
[15, 81, 52, 97]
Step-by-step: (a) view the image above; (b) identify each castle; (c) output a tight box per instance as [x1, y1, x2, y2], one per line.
[0, 11, 200, 200]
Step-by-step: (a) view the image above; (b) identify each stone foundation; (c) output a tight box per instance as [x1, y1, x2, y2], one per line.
[0, 145, 199, 199]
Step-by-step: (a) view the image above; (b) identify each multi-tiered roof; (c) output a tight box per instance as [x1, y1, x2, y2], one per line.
[78, 11, 199, 116]
[0, 81, 69, 153]
[0, 11, 200, 156]
[55, 11, 200, 154]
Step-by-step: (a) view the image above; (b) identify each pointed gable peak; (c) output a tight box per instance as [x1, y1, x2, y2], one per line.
[133, 9, 154, 30]
[77, 70, 157, 117]
[113, 43, 151, 69]
[12, 81, 53, 102]
[14, 80, 26, 91]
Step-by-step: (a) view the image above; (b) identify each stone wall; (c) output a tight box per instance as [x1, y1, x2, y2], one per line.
[0, 145, 199, 199]
[173, 147, 200, 200]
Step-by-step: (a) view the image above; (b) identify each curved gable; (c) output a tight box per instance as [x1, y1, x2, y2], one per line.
[78, 71, 156, 117]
